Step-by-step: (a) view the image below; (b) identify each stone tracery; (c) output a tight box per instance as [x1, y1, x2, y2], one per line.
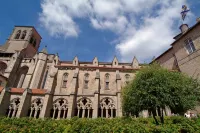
[76, 98, 93, 118]
[7, 98, 20, 118]
[100, 98, 116, 118]
[52, 98, 68, 119]
[29, 98, 43, 118]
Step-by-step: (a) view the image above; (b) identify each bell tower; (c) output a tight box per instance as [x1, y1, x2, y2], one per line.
[1, 26, 42, 56]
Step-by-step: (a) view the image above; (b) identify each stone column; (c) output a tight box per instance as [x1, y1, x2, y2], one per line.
[0, 87, 11, 116]
[92, 70, 100, 118]
[16, 88, 32, 118]
[67, 69, 79, 118]
[106, 108, 108, 118]
[116, 70, 122, 117]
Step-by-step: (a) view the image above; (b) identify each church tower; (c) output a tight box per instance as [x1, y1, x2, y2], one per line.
[0, 26, 42, 57]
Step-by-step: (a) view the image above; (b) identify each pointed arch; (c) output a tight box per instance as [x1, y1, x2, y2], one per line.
[99, 97, 116, 118]
[7, 98, 20, 118]
[28, 98, 43, 118]
[51, 98, 68, 119]
[76, 98, 93, 118]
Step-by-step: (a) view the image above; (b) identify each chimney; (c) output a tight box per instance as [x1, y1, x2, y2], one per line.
[196, 17, 200, 23]
[179, 24, 189, 33]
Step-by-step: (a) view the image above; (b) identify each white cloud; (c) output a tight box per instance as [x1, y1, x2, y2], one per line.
[39, 0, 191, 62]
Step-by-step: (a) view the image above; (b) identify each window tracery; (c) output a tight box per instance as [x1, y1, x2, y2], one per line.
[99, 98, 116, 118]
[29, 98, 43, 118]
[7, 98, 20, 118]
[51, 98, 68, 119]
[76, 98, 93, 118]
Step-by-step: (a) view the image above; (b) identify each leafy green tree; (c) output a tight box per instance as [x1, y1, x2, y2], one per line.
[122, 63, 200, 125]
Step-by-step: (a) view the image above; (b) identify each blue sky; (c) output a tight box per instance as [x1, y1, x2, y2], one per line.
[0, 0, 200, 63]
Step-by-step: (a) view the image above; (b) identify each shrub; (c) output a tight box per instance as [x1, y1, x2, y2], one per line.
[0, 116, 200, 133]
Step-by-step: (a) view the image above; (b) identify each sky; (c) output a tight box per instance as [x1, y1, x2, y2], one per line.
[0, 0, 200, 63]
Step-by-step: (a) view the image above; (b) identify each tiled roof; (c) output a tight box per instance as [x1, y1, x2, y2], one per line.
[10, 88, 24, 94]
[32, 89, 47, 95]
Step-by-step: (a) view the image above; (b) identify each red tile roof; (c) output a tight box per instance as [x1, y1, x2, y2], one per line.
[10, 88, 24, 94]
[31, 89, 47, 95]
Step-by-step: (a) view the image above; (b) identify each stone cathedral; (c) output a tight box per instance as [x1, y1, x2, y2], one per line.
[0, 26, 145, 119]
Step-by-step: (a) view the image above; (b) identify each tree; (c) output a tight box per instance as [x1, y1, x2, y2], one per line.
[122, 63, 200, 125]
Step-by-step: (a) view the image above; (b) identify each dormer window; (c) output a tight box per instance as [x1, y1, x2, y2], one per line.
[184, 38, 196, 54]
[15, 30, 21, 39]
[21, 30, 27, 39]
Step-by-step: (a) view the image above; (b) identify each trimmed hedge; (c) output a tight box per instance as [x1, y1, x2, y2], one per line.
[0, 116, 200, 133]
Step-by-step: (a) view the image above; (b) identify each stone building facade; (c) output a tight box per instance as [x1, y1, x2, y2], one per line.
[0, 26, 143, 119]
[153, 19, 200, 79]
[153, 19, 200, 114]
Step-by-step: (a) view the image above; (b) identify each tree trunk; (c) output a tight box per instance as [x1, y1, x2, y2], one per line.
[160, 108, 164, 124]
[152, 110, 159, 125]
[157, 107, 164, 124]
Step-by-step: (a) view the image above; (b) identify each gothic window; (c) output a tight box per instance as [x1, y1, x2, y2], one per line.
[105, 73, 110, 90]
[62, 73, 68, 88]
[99, 98, 116, 118]
[7, 98, 20, 118]
[185, 38, 196, 54]
[28, 98, 43, 118]
[84, 73, 89, 89]
[76, 98, 93, 118]
[21, 30, 27, 39]
[41, 67, 49, 89]
[15, 30, 21, 39]
[125, 74, 130, 84]
[14, 66, 29, 88]
[51, 98, 68, 119]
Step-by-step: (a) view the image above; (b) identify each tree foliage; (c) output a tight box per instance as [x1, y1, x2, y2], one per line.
[122, 63, 200, 124]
